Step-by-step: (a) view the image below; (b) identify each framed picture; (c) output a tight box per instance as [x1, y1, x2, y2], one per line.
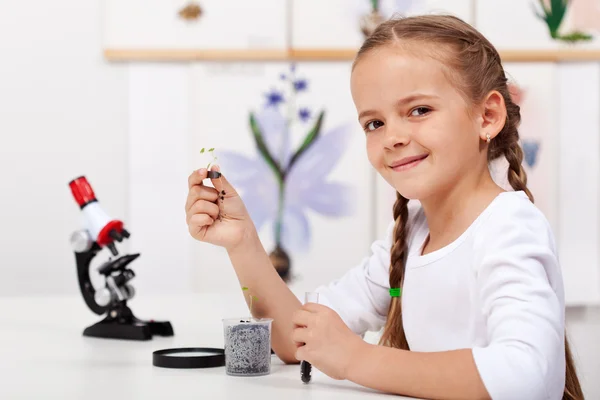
[103, 0, 288, 58]
[291, 0, 475, 51]
[476, 0, 600, 51]
[188, 61, 377, 294]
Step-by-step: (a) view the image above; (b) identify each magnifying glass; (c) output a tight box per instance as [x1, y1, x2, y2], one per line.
[152, 347, 225, 369]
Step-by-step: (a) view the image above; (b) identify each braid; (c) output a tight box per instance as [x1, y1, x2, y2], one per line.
[504, 141, 534, 202]
[378, 192, 410, 350]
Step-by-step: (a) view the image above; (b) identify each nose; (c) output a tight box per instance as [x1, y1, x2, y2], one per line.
[382, 121, 410, 150]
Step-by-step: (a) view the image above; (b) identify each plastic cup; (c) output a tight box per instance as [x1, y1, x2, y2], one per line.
[222, 317, 273, 376]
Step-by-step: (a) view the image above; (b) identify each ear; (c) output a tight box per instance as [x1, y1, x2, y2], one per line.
[477, 90, 506, 142]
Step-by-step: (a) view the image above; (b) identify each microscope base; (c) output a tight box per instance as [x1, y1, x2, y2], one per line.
[83, 304, 174, 341]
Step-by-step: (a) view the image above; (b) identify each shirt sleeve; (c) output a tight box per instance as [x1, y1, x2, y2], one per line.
[471, 203, 566, 400]
[312, 221, 395, 336]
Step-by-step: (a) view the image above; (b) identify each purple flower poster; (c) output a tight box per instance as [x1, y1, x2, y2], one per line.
[189, 62, 376, 293]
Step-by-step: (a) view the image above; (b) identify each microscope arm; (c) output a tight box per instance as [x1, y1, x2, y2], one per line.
[75, 242, 109, 316]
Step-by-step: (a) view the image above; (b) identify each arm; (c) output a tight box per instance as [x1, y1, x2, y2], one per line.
[347, 345, 490, 400]
[227, 229, 302, 364]
[347, 205, 565, 400]
[469, 209, 565, 400]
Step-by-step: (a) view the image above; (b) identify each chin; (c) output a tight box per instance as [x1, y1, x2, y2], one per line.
[391, 177, 434, 201]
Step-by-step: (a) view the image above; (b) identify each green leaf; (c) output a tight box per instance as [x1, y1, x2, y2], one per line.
[209, 148, 215, 152]
[200, 148, 205, 153]
[242, 287, 248, 291]
[286, 110, 325, 173]
[249, 112, 284, 182]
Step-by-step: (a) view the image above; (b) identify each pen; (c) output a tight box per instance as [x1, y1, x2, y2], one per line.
[301, 292, 319, 384]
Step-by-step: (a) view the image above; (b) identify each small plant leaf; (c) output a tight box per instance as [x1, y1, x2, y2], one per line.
[209, 148, 215, 152]
[249, 112, 284, 182]
[286, 110, 325, 173]
[242, 286, 248, 291]
[200, 148, 205, 153]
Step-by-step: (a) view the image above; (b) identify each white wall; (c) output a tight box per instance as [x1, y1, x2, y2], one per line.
[0, 0, 128, 296]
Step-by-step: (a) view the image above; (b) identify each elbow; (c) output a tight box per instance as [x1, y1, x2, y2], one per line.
[473, 345, 551, 400]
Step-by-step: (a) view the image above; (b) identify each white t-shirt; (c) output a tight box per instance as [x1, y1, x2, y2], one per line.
[315, 191, 566, 400]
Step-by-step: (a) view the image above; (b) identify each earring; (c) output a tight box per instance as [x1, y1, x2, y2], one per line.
[486, 133, 491, 143]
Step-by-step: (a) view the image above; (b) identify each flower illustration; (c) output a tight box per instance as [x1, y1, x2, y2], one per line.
[216, 65, 355, 281]
[298, 108, 311, 122]
[294, 79, 308, 92]
[522, 140, 541, 168]
[264, 89, 284, 108]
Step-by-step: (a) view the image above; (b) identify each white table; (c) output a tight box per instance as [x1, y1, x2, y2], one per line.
[0, 293, 419, 399]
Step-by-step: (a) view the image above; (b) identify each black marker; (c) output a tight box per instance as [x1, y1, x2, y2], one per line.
[301, 292, 319, 384]
[301, 360, 312, 383]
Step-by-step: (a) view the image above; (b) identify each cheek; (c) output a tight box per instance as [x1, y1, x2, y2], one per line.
[365, 135, 382, 168]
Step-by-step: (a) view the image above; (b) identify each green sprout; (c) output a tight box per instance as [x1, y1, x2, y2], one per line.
[199, 147, 217, 169]
[533, 0, 592, 43]
[241, 286, 258, 322]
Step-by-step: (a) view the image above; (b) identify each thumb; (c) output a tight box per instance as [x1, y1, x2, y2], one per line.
[208, 165, 237, 195]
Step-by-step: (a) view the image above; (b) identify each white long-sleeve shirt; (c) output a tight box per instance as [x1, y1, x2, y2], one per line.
[314, 191, 566, 400]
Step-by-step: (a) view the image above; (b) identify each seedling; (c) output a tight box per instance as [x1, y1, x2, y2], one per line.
[241, 286, 258, 323]
[199, 147, 226, 220]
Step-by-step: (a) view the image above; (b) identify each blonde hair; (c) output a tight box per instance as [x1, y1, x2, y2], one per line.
[354, 14, 583, 400]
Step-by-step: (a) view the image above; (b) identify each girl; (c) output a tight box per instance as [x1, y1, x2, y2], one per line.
[185, 15, 583, 400]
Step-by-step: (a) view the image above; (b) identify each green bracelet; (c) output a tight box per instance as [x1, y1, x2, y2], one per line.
[389, 288, 401, 297]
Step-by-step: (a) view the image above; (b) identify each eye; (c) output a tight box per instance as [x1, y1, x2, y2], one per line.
[410, 107, 431, 117]
[364, 120, 384, 132]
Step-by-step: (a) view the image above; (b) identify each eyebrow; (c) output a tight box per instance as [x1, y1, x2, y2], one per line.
[358, 93, 440, 120]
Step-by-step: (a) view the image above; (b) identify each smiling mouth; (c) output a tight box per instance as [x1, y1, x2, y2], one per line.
[390, 154, 429, 172]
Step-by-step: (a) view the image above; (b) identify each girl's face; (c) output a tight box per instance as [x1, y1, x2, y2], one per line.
[350, 45, 488, 201]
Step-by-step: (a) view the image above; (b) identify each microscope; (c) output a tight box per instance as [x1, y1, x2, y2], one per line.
[68, 176, 174, 340]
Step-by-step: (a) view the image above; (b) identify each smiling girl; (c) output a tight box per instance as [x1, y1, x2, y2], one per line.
[185, 14, 583, 400]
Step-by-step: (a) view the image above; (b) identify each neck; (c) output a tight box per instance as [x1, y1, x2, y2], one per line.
[419, 167, 505, 254]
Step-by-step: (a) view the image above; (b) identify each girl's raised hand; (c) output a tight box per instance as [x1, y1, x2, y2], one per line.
[185, 166, 255, 251]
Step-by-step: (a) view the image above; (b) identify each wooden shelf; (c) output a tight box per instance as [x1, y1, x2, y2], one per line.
[103, 49, 290, 61]
[104, 48, 600, 62]
[499, 49, 600, 62]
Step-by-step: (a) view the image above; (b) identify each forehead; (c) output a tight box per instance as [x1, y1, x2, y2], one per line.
[350, 45, 458, 105]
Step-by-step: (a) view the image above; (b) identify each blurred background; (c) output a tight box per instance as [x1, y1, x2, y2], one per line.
[1, 0, 599, 397]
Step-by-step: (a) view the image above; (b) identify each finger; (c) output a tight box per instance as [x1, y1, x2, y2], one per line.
[185, 185, 219, 211]
[292, 309, 313, 327]
[208, 165, 237, 197]
[187, 199, 220, 222]
[295, 345, 308, 362]
[188, 168, 207, 190]
[302, 303, 328, 314]
[188, 213, 214, 231]
[291, 327, 309, 345]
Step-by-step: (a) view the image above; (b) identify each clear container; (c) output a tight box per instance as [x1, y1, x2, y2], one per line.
[222, 317, 273, 376]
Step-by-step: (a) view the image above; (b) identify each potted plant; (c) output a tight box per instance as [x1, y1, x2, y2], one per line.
[222, 287, 273, 376]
